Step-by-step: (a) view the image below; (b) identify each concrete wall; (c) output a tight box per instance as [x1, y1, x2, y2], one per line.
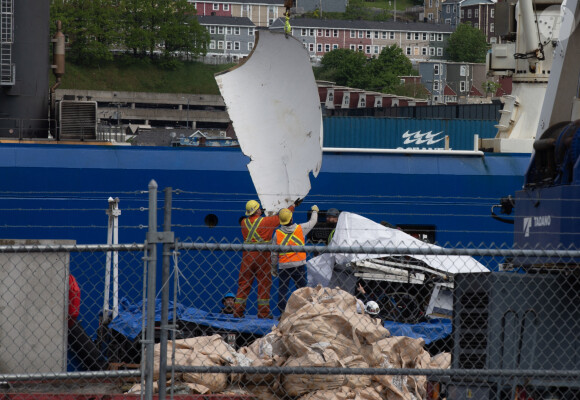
[0, 240, 74, 373]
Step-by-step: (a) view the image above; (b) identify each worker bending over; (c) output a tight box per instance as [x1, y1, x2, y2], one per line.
[235, 198, 301, 318]
[271, 205, 318, 316]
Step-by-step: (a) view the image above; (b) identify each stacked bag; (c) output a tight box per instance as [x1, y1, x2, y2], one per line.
[128, 285, 451, 400]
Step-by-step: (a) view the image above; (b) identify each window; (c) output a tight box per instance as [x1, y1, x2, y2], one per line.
[446, 5, 450, 12]
[433, 81, 440, 90]
[453, 5, 457, 12]
[209, 40, 216, 49]
[209, 26, 216, 34]
[474, 23, 479, 28]
[326, 29, 331, 37]
[429, 47, 435, 56]
[374, 31, 379, 39]
[461, 9, 464, 17]
[414, 33, 419, 40]
[390, 32, 395, 39]
[248, 42, 253, 51]
[350, 44, 356, 50]
[430, 33, 436, 40]
[248, 27, 254, 35]
[309, 29, 315, 36]
[366, 45, 371, 53]
[400, 78, 406, 84]
[325, 44, 330, 52]
[350, 30, 356, 38]
[436, 47, 443, 56]
[382, 31, 387, 39]
[301, 28, 307, 36]
[429, 0, 433, 7]
[317, 43, 322, 52]
[406, 47, 411, 55]
[333, 44, 338, 49]
[468, 9, 472, 17]
[333, 29, 339, 37]
[423, 33, 428, 40]
[406, 32, 412, 40]
[460, 81, 466, 91]
[374, 45, 379, 54]
[224, 3, 229, 11]
[366, 31, 371, 38]
[475, 9, 478, 17]
[213, 3, 219, 10]
[422, 47, 427, 55]
[241, 4, 250, 16]
[218, 26, 224, 34]
[490, 36, 497, 43]
[234, 27, 240, 35]
[358, 30, 364, 38]
[437, 33, 443, 41]
[226, 27, 232, 35]
[226, 41, 232, 50]
[218, 40, 224, 49]
[234, 41, 240, 50]
[428, 13, 434, 20]
[490, 23, 495, 32]
[318, 29, 323, 36]
[460, 65, 467, 76]
[434, 64, 440, 75]
[414, 46, 419, 55]
[445, 18, 451, 24]
[490, 8, 495, 18]
[309, 43, 315, 51]
[360, 97, 366, 107]
[358, 45, 363, 51]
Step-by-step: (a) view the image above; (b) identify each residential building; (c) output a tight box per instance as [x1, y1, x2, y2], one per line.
[418, 61, 487, 104]
[441, 0, 462, 27]
[459, 0, 498, 43]
[424, 0, 443, 23]
[295, 0, 348, 14]
[197, 16, 256, 61]
[191, 0, 285, 27]
[269, 18, 453, 63]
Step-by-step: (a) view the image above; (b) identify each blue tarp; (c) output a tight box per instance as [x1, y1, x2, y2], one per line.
[109, 298, 452, 344]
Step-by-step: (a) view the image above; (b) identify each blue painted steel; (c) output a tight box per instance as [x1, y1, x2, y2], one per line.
[323, 117, 497, 150]
[0, 143, 530, 337]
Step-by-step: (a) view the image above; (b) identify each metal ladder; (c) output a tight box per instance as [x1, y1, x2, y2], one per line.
[0, 0, 14, 86]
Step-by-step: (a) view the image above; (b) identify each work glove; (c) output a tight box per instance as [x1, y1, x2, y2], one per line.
[311, 205, 319, 212]
[294, 197, 303, 207]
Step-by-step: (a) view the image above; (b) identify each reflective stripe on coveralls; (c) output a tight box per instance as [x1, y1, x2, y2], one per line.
[244, 217, 268, 244]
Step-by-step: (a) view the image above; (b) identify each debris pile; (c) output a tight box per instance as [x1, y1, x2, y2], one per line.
[128, 286, 450, 400]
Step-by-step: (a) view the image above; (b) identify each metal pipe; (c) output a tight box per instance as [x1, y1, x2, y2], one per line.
[145, 179, 158, 400]
[158, 187, 172, 400]
[519, 0, 540, 56]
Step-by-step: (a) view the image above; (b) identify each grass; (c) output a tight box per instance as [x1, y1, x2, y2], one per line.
[363, 0, 416, 11]
[52, 60, 235, 95]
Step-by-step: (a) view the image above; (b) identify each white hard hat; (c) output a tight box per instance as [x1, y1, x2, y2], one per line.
[365, 301, 380, 316]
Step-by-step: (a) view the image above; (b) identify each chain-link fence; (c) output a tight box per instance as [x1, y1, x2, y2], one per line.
[0, 183, 579, 400]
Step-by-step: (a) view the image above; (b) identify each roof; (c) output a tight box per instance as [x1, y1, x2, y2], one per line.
[211, 0, 284, 4]
[196, 16, 255, 26]
[444, 85, 457, 96]
[460, 0, 495, 6]
[270, 17, 455, 33]
[469, 85, 483, 96]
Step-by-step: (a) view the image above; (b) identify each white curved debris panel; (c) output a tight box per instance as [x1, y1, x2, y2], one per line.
[215, 30, 323, 213]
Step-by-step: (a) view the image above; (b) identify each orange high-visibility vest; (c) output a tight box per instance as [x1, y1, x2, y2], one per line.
[275, 225, 306, 264]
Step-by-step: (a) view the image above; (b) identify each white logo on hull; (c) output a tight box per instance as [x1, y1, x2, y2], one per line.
[402, 130, 445, 145]
[523, 215, 551, 237]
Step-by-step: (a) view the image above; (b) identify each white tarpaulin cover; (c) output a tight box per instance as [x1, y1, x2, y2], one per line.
[215, 30, 323, 213]
[307, 212, 488, 287]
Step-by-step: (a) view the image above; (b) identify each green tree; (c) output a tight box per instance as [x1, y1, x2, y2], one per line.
[482, 80, 501, 97]
[445, 23, 489, 63]
[317, 49, 370, 87]
[51, 0, 122, 65]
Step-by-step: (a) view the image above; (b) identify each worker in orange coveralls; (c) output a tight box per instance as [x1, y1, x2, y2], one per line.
[234, 198, 302, 318]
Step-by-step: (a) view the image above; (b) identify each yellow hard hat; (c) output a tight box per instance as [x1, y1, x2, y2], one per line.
[245, 200, 260, 216]
[279, 208, 292, 225]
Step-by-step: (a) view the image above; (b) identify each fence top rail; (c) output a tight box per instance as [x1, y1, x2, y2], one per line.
[0, 243, 145, 253]
[171, 365, 580, 378]
[177, 241, 580, 258]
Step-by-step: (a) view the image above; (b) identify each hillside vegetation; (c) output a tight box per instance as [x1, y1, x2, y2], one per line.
[52, 60, 234, 95]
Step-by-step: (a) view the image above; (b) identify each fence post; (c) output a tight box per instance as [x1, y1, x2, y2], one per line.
[144, 179, 158, 400]
[158, 187, 173, 399]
